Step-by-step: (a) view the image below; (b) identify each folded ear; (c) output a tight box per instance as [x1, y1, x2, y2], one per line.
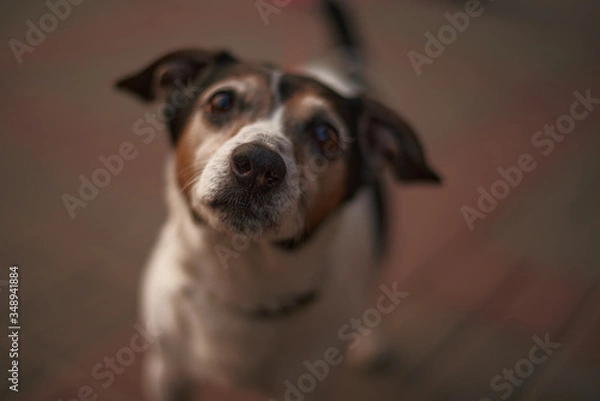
[115, 49, 236, 102]
[358, 98, 441, 184]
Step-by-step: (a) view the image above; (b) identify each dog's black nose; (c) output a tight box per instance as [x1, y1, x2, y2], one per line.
[231, 143, 287, 191]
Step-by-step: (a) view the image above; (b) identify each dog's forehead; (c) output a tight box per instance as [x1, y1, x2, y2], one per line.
[278, 74, 353, 121]
[198, 62, 272, 94]
[202, 62, 351, 117]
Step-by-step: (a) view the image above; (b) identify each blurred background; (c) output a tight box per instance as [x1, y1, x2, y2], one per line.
[1, 0, 599, 400]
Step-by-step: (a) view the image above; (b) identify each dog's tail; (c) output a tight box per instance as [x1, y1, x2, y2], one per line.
[321, 0, 366, 89]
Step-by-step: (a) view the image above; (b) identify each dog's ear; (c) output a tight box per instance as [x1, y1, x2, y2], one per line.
[357, 98, 441, 183]
[115, 49, 237, 102]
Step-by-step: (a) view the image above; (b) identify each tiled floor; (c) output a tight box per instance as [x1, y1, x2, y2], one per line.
[1, 0, 599, 400]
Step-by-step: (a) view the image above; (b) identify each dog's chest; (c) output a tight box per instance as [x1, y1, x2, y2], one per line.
[143, 189, 377, 391]
[178, 280, 353, 390]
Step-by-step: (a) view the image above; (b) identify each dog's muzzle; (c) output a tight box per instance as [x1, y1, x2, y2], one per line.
[200, 139, 295, 237]
[230, 142, 287, 193]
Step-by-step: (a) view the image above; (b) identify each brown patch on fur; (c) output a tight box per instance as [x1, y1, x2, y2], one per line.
[304, 159, 348, 233]
[176, 126, 202, 202]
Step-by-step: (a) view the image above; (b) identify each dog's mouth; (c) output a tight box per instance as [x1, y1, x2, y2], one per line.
[202, 190, 286, 237]
[208, 190, 276, 213]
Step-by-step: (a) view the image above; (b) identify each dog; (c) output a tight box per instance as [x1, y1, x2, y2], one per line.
[115, 1, 440, 400]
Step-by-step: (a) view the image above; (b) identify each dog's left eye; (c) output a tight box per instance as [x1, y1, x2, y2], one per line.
[314, 123, 341, 158]
[207, 91, 235, 114]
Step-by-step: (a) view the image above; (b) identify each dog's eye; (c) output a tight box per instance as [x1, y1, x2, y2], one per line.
[314, 123, 341, 158]
[207, 91, 235, 114]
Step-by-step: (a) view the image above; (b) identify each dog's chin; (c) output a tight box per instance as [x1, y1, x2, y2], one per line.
[195, 195, 300, 240]
[211, 207, 276, 239]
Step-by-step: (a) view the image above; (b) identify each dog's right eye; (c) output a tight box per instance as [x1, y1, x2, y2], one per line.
[207, 91, 235, 114]
[313, 122, 342, 159]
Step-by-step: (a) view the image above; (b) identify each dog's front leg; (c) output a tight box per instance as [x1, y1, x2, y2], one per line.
[143, 343, 193, 401]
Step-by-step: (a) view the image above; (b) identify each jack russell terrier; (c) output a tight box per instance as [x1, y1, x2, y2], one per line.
[115, 1, 440, 400]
